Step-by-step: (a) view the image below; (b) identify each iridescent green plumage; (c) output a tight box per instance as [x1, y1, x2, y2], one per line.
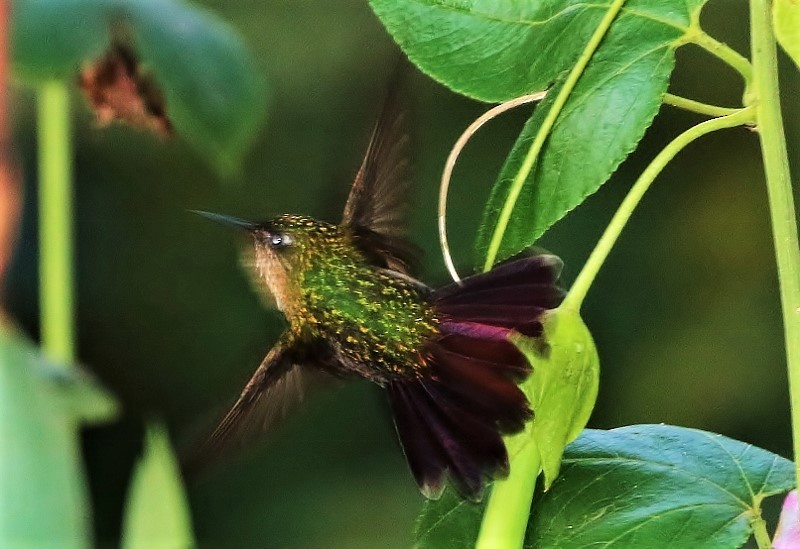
[254, 214, 438, 381]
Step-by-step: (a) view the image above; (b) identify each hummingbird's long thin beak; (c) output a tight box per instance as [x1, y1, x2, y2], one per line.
[190, 210, 257, 231]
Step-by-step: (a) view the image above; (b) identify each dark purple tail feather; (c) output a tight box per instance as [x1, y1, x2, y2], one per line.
[438, 333, 530, 380]
[389, 375, 508, 500]
[432, 254, 563, 302]
[430, 345, 530, 420]
[435, 283, 564, 308]
[388, 382, 448, 499]
[390, 254, 564, 499]
[416, 380, 504, 497]
[437, 304, 550, 337]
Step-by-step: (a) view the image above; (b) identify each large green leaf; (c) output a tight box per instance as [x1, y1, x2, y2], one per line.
[474, 1, 703, 264]
[415, 425, 794, 548]
[122, 422, 195, 549]
[0, 330, 118, 547]
[528, 425, 794, 547]
[369, 0, 705, 103]
[12, 0, 267, 173]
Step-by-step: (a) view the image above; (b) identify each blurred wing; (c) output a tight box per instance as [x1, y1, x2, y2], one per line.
[342, 86, 418, 273]
[203, 334, 303, 454]
[342, 86, 410, 237]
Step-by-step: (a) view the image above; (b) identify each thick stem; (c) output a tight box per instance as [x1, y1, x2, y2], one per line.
[482, 0, 628, 272]
[561, 107, 755, 311]
[750, 0, 800, 491]
[37, 82, 75, 364]
[475, 435, 541, 549]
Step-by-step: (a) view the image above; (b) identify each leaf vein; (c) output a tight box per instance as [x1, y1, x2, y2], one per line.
[599, 502, 741, 546]
[560, 456, 751, 507]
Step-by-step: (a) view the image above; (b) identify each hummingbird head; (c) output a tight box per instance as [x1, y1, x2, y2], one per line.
[250, 214, 343, 265]
[251, 214, 355, 315]
[194, 210, 352, 316]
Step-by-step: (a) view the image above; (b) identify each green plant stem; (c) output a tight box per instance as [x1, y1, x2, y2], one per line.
[750, 502, 772, 549]
[37, 81, 75, 364]
[663, 93, 741, 117]
[690, 30, 754, 85]
[476, 437, 541, 549]
[750, 0, 800, 494]
[482, 0, 628, 272]
[561, 106, 755, 311]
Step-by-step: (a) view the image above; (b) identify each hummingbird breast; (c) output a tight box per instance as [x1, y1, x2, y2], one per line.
[298, 261, 438, 383]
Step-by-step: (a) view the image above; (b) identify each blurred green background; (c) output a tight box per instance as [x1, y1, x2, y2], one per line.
[4, 0, 800, 546]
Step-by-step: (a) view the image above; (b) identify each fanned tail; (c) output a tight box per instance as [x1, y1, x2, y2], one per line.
[389, 254, 564, 500]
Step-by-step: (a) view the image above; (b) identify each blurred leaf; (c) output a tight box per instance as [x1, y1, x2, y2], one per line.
[415, 425, 794, 548]
[0, 329, 117, 547]
[474, 3, 701, 264]
[528, 425, 795, 547]
[11, 0, 109, 82]
[127, 0, 268, 173]
[369, 0, 705, 102]
[774, 0, 800, 69]
[48, 364, 120, 424]
[122, 422, 195, 549]
[509, 309, 599, 488]
[12, 0, 267, 173]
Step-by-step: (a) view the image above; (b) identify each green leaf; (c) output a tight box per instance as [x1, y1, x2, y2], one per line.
[122, 422, 195, 549]
[53, 365, 120, 424]
[416, 488, 483, 548]
[511, 309, 599, 488]
[369, 0, 705, 102]
[12, 0, 267, 173]
[0, 329, 117, 547]
[474, 3, 702, 264]
[528, 425, 795, 547]
[774, 0, 800, 69]
[415, 425, 794, 548]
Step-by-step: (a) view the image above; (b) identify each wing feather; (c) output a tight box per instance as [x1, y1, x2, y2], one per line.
[203, 334, 302, 454]
[342, 83, 418, 273]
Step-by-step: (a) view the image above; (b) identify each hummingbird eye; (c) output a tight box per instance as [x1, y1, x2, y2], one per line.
[269, 232, 293, 248]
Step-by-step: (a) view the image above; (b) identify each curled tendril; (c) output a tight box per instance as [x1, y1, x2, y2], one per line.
[438, 91, 548, 283]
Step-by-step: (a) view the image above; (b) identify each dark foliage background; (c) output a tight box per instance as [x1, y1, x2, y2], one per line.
[4, 0, 799, 546]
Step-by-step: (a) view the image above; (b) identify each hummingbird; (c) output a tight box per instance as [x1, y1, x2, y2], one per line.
[195, 90, 564, 500]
